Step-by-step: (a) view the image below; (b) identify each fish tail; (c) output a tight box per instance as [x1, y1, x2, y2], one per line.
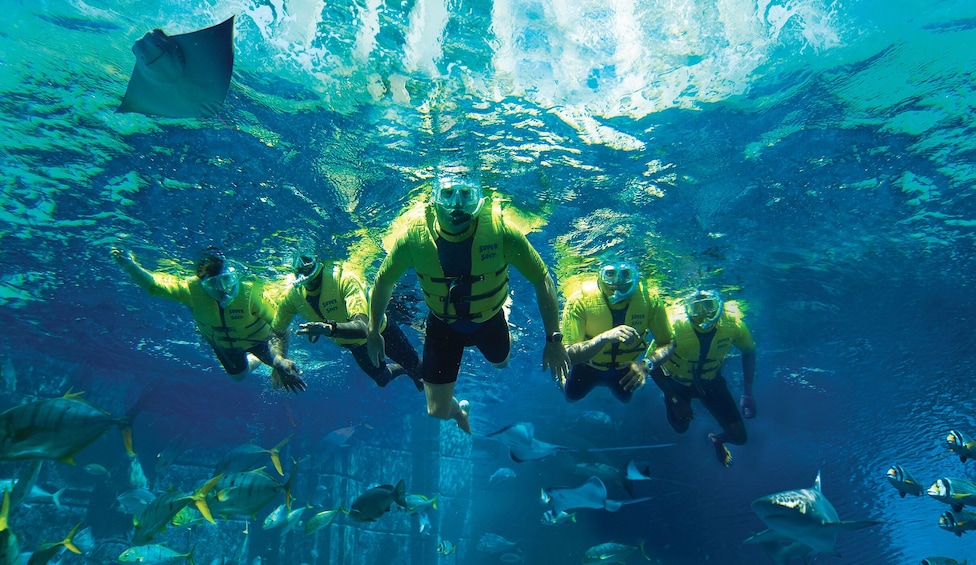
[192, 474, 224, 524]
[639, 540, 651, 561]
[393, 479, 407, 508]
[62, 387, 85, 399]
[62, 521, 83, 554]
[268, 434, 293, 477]
[284, 461, 300, 511]
[187, 543, 197, 565]
[432, 496, 438, 511]
[52, 487, 66, 509]
[119, 423, 135, 457]
[0, 489, 9, 532]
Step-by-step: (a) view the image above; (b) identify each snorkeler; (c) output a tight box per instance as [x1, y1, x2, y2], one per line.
[560, 261, 673, 403]
[646, 289, 756, 467]
[270, 252, 423, 391]
[111, 246, 306, 393]
[365, 167, 570, 433]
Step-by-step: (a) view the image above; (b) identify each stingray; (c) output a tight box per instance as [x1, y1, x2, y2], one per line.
[486, 421, 675, 463]
[486, 422, 571, 463]
[542, 476, 652, 515]
[118, 16, 235, 118]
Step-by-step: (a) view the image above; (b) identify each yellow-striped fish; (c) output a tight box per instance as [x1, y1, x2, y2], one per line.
[206, 464, 297, 519]
[0, 392, 134, 464]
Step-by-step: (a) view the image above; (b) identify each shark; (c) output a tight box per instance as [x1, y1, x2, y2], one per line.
[744, 470, 882, 563]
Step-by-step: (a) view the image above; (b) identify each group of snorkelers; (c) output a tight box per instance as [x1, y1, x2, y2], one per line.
[113, 167, 757, 467]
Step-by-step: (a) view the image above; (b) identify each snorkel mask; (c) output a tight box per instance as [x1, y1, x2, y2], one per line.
[685, 289, 724, 331]
[598, 262, 639, 305]
[291, 252, 323, 288]
[201, 260, 244, 308]
[432, 172, 485, 230]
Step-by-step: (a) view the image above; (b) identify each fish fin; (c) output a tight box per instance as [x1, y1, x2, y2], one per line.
[268, 434, 293, 476]
[393, 479, 408, 508]
[62, 521, 83, 554]
[120, 423, 135, 456]
[284, 460, 300, 511]
[58, 454, 77, 466]
[899, 491, 906, 498]
[639, 540, 651, 561]
[743, 529, 792, 544]
[62, 387, 85, 399]
[0, 490, 9, 532]
[194, 474, 223, 524]
[827, 519, 884, 532]
[52, 487, 66, 509]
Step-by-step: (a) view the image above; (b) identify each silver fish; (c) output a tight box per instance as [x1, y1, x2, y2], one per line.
[489, 467, 517, 484]
[540, 509, 576, 526]
[939, 508, 976, 537]
[404, 493, 437, 515]
[928, 477, 976, 512]
[886, 464, 924, 497]
[261, 503, 289, 530]
[132, 476, 220, 546]
[215, 435, 292, 477]
[582, 542, 646, 564]
[947, 429, 976, 463]
[418, 511, 432, 536]
[304, 505, 344, 535]
[0, 392, 134, 463]
[3, 460, 64, 510]
[154, 433, 187, 474]
[117, 488, 157, 515]
[476, 533, 519, 554]
[119, 543, 193, 564]
[207, 466, 296, 519]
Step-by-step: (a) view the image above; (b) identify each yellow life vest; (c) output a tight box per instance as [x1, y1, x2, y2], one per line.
[410, 199, 510, 323]
[661, 302, 744, 385]
[188, 279, 272, 350]
[576, 280, 658, 370]
[282, 263, 372, 346]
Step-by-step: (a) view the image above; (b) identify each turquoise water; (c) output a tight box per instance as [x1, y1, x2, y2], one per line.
[2, 0, 976, 563]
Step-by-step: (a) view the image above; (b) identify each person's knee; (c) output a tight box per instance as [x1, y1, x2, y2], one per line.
[670, 418, 690, 434]
[726, 423, 747, 445]
[227, 369, 248, 382]
[427, 402, 454, 420]
[666, 397, 692, 433]
[490, 354, 510, 369]
[564, 391, 584, 403]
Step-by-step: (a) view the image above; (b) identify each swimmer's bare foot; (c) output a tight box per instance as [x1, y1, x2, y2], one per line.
[709, 433, 733, 468]
[455, 399, 471, 434]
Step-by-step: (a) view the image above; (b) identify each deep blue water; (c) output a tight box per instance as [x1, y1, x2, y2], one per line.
[3, 0, 976, 563]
